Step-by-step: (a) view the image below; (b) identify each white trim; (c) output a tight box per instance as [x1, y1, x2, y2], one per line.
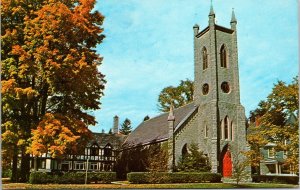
[74, 161, 85, 170]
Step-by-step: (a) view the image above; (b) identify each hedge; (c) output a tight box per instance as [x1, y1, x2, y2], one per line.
[29, 171, 116, 184]
[2, 169, 12, 178]
[252, 175, 299, 185]
[127, 172, 222, 184]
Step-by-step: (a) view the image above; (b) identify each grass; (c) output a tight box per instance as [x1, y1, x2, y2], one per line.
[2, 181, 299, 189]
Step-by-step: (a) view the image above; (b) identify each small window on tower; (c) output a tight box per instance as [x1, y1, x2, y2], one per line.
[221, 82, 230, 93]
[220, 45, 227, 68]
[202, 47, 208, 70]
[202, 83, 209, 95]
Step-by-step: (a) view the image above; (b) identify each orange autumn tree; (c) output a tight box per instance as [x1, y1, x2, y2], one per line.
[1, 0, 105, 182]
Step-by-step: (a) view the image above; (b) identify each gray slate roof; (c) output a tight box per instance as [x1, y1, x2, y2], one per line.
[123, 102, 198, 148]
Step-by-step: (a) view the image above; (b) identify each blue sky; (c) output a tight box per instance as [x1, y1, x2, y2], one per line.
[90, 0, 299, 133]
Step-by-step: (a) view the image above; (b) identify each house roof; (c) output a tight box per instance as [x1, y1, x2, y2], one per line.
[122, 102, 198, 149]
[89, 133, 127, 149]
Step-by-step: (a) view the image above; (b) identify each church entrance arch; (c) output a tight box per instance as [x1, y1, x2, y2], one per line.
[220, 144, 232, 177]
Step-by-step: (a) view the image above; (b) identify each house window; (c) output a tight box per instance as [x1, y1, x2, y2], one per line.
[39, 160, 46, 169]
[90, 144, 99, 156]
[74, 162, 85, 170]
[89, 163, 98, 170]
[204, 125, 208, 138]
[51, 160, 58, 170]
[104, 144, 112, 157]
[268, 147, 275, 158]
[202, 47, 208, 70]
[220, 45, 227, 68]
[61, 161, 70, 171]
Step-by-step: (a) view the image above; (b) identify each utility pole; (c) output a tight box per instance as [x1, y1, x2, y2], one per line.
[85, 158, 89, 184]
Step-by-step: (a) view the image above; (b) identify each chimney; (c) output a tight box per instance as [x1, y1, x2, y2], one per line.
[113, 115, 119, 134]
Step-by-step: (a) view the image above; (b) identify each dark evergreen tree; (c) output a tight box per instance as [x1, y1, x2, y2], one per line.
[143, 115, 150, 121]
[177, 143, 211, 172]
[120, 118, 132, 135]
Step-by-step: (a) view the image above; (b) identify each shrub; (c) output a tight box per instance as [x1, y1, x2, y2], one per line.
[29, 172, 53, 184]
[89, 172, 116, 183]
[127, 172, 222, 184]
[177, 143, 211, 172]
[2, 169, 12, 178]
[29, 171, 116, 184]
[252, 175, 299, 185]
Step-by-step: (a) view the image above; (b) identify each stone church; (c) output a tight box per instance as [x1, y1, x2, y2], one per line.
[123, 6, 249, 177]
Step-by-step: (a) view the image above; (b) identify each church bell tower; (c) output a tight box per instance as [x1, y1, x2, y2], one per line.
[193, 6, 248, 175]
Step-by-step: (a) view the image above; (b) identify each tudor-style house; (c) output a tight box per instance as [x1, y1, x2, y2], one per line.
[30, 116, 127, 172]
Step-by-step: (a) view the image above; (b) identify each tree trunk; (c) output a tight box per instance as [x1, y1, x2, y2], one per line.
[34, 156, 38, 171]
[257, 165, 261, 175]
[20, 153, 31, 182]
[11, 147, 18, 182]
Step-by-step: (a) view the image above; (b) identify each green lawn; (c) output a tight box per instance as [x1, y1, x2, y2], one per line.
[2, 181, 299, 189]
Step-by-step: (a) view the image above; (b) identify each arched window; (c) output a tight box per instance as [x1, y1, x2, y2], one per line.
[182, 144, 188, 158]
[202, 47, 208, 70]
[220, 45, 227, 68]
[224, 116, 229, 139]
[230, 122, 233, 141]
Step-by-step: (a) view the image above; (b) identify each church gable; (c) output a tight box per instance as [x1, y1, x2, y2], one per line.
[196, 25, 234, 38]
[123, 103, 198, 148]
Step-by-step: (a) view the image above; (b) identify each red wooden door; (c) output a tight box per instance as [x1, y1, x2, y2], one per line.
[223, 150, 232, 177]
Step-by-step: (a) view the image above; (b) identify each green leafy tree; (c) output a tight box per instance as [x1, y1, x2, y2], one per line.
[158, 79, 193, 112]
[231, 151, 250, 185]
[177, 143, 211, 172]
[1, 0, 105, 182]
[244, 125, 268, 175]
[120, 118, 132, 135]
[246, 77, 299, 174]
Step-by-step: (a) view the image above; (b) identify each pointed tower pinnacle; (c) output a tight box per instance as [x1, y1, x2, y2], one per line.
[209, 2, 215, 16]
[230, 8, 237, 30]
[168, 104, 175, 121]
[208, 0, 215, 26]
[231, 8, 237, 23]
[167, 103, 175, 172]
